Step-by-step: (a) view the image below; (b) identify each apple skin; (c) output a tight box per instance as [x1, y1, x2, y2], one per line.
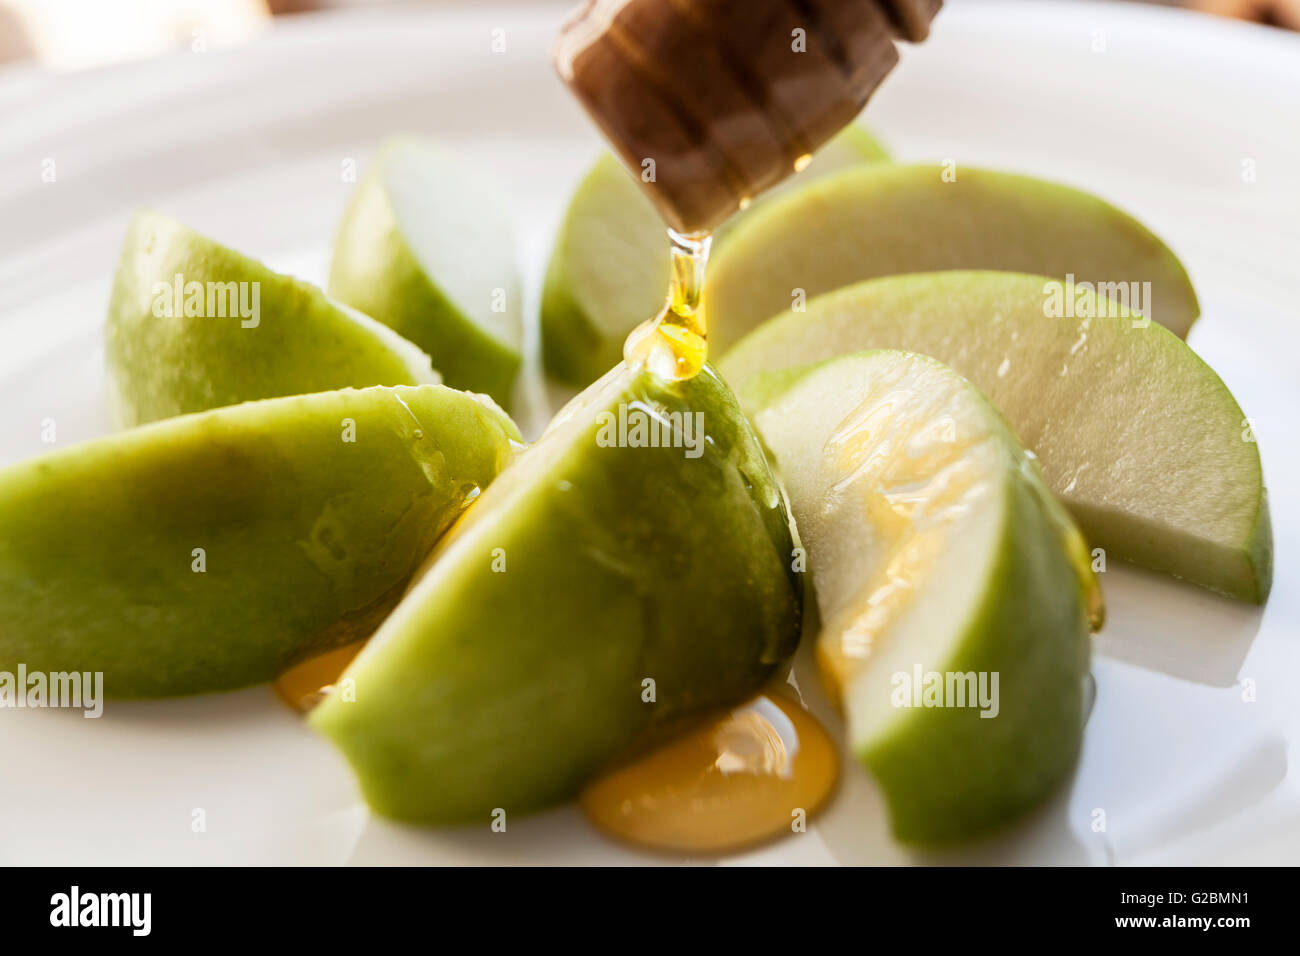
[540, 125, 890, 388]
[106, 210, 439, 427]
[310, 363, 802, 825]
[328, 138, 523, 410]
[705, 164, 1201, 354]
[0, 385, 519, 697]
[861, 460, 1091, 846]
[723, 271, 1271, 603]
[750, 351, 1092, 845]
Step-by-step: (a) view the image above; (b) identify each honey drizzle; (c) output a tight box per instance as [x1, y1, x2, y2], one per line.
[588, 216, 842, 852]
[622, 228, 712, 381]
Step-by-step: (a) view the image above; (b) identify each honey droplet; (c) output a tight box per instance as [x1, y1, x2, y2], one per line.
[623, 229, 711, 382]
[274, 640, 366, 713]
[580, 693, 838, 854]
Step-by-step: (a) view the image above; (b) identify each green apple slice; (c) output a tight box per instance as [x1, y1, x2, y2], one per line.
[705, 164, 1200, 353]
[723, 271, 1271, 602]
[751, 350, 1093, 845]
[328, 137, 523, 408]
[0, 385, 520, 698]
[541, 125, 889, 387]
[310, 363, 802, 824]
[106, 210, 440, 427]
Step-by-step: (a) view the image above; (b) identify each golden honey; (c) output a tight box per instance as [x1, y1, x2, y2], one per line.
[580, 691, 838, 854]
[273, 639, 366, 713]
[622, 229, 711, 381]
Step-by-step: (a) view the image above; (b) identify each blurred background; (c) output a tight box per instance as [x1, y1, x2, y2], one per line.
[0, 0, 1296, 71]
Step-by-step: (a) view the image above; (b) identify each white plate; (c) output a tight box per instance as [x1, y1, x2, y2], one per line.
[1, 0, 1297, 865]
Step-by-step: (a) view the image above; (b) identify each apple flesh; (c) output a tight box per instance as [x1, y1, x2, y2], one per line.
[310, 363, 802, 824]
[723, 271, 1271, 603]
[106, 210, 439, 427]
[0, 385, 520, 697]
[750, 350, 1093, 845]
[329, 137, 523, 409]
[705, 164, 1200, 354]
[541, 125, 889, 387]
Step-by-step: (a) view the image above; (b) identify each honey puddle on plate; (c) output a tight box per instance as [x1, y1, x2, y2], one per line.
[580, 691, 838, 854]
[274, 639, 366, 713]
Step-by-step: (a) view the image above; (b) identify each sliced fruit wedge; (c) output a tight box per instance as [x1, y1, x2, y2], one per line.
[106, 210, 439, 427]
[541, 125, 889, 387]
[310, 363, 802, 824]
[750, 350, 1094, 845]
[0, 385, 520, 697]
[329, 137, 523, 408]
[704, 164, 1200, 353]
[723, 271, 1271, 602]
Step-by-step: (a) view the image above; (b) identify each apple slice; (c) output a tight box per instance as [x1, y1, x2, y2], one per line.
[328, 137, 523, 408]
[0, 385, 520, 697]
[541, 125, 889, 387]
[310, 363, 802, 824]
[106, 210, 440, 427]
[705, 164, 1200, 353]
[751, 350, 1094, 845]
[723, 271, 1272, 603]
